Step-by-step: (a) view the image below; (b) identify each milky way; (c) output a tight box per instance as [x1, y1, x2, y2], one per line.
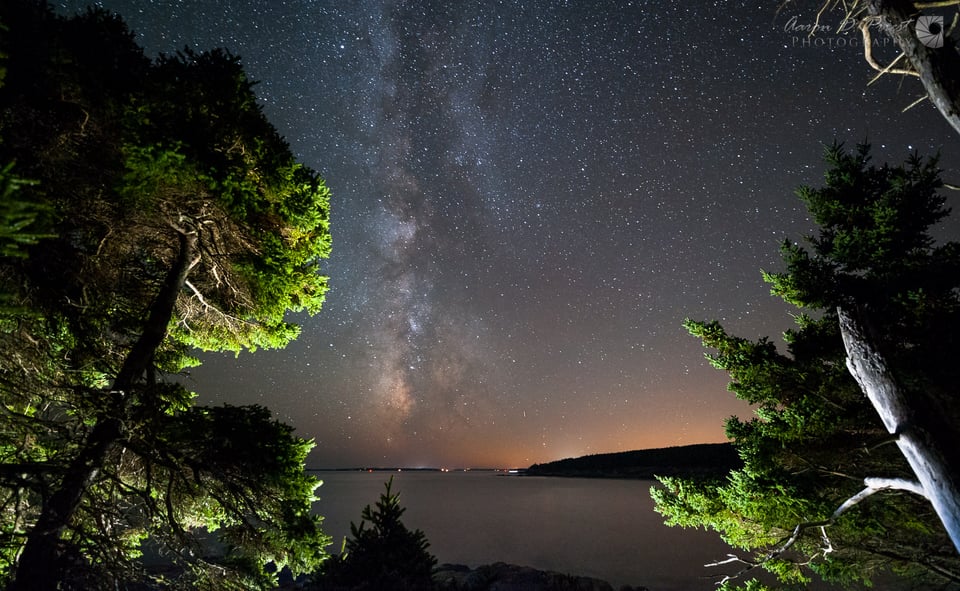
[56, 0, 960, 467]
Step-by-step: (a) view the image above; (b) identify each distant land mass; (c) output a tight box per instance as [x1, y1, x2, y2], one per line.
[526, 442, 742, 479]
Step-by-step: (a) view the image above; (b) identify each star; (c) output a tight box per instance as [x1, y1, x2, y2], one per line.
[54, 0, 960, 468]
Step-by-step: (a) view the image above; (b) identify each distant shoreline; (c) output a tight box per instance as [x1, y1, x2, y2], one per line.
[525, 442, 741, 479]
[309, 442, 741, 479]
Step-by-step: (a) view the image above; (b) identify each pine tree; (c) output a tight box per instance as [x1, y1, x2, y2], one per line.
[0, 2, 332, 588]
[316, 477, 437, 591]
[652, 143, 960, 589]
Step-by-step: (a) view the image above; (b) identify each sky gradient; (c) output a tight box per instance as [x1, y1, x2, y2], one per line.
[57, 0, 960, 468]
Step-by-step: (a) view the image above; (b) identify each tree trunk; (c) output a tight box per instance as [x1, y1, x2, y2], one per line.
[10, 230, 198, 591]
[867, 0, 960, 137]
[838, 305, 960, 553]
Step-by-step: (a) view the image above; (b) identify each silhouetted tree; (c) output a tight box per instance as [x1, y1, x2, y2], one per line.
[316, 477, 437, 591]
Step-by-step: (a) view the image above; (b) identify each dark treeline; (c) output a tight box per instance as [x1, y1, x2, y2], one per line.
[527, 443, 741, 479]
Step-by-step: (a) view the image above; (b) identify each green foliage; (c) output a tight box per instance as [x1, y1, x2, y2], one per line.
[113, 49, 332, 358]
[0, 162, 52, 317]
[0, 163, 47, 259]
[653, 143, 960, 588]
[316, 477, 437, 591]
[131, 404, 331, 588]
[718, 580, 778, 591]
[765, 141, 950, 312]
[0, 1, 333, 588]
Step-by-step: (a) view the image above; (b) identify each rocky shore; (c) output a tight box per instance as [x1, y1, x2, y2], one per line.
[432, 563, 649, 591]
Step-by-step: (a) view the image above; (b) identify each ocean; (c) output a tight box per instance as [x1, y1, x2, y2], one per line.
[312, 470, 735, 590]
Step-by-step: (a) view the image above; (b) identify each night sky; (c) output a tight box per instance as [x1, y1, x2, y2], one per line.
[56, 1, 960, 468]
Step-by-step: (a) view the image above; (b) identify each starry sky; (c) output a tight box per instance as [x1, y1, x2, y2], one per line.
[57, 0, 960, 468]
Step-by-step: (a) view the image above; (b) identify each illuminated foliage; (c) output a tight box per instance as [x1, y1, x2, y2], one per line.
[652, 143, 960, 589]
[0, 1, 332, 588]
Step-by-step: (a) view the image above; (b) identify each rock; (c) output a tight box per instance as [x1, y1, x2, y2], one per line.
[433, 562, 649, 591]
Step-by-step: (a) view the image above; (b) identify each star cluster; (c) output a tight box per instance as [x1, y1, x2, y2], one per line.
[57, 0, 960, 467]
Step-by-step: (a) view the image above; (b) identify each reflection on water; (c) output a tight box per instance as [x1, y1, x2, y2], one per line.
[312, 470, 733, 591]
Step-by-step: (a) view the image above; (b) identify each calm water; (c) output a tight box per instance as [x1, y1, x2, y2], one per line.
[311, 471, 735, 591]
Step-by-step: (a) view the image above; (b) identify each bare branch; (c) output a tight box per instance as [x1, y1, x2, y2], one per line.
[862, 477, 927, 497]
[705, 554, 755, 568]
[183, 280, 241, 323]
[94, 225, 113, 258]
[861, 20, 919, 78]
[902, 94, 929, 111]
[914, 0, 960, 7]
[706, 476, 928, 586]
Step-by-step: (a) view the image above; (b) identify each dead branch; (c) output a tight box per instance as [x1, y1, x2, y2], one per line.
[902, 94, 930, 111]
[94, 224, 113, 258]
[706, 476, 926, 586]
[182, 280, 252, 323]
[867, 0, 960, 136]
[861, 19, 920, 77]
[914, 0, 960, 7]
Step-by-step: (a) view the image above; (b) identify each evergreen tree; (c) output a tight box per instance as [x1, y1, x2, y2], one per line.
[0, 164, 45, 260]
[652, 143, 960, 589]
[316, 477, 437, 591]
[0, 2, 332, 588]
